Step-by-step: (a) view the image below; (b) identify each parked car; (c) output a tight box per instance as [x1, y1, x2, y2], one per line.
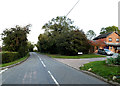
[98, 49, 113, 56]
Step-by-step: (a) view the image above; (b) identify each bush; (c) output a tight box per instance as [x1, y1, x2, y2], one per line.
[116, 55, 120, 65]
[106, 55, 120, 65]
[1, 52, 21, 64]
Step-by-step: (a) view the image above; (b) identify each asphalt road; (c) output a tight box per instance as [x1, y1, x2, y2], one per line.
[1, 52, 109, 85]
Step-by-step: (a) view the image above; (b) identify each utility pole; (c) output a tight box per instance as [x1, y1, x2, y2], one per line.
[66, 0, 80, 17]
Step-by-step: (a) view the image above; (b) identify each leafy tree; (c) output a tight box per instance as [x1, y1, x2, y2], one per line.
[42, 16, 76, 34]
[86, 30, 96, 40]
[1, 25, 31, 56]
[37, 16, 91, 55]
[100, 26, 120, 34]
[27, 41, 34, 52]
[56, 30, 90, 55]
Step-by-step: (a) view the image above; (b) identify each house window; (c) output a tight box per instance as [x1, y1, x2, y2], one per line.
[109, 38, 112, 42]
[111, 46, 112, 49]
[116, 38, 119, 42]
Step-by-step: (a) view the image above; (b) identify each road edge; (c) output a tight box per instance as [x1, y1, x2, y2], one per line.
[52, 58, 120, 86]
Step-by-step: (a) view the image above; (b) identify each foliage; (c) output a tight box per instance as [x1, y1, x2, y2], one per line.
[0, 53, 29, 67]
[80, 61, 120, 83]
[37, 16, 91, 55]
[116, 55, 120, 65]
[89, 38, 106, 47]
[27, 41, 34, 52]
[100, 26, 120, 34]
[56, 30, 90, 55]
[106, 56, 120, 65]
[42, 16, 76, 34]
[86, 30, 96, 40]
[1, 25, 31, 57]
[1, 52, 21, 64]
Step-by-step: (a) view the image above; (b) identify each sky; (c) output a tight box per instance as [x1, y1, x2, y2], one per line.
[0, 0, 119, 46]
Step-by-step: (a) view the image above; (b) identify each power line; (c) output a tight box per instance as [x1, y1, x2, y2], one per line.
[66, 0, 80, 17]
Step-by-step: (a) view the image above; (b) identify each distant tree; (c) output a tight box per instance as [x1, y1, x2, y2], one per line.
[86, 30, 96, 40]
[100, 26, 120, 34]
[1, 24, 31, 56]
[27, 42, 34, 52]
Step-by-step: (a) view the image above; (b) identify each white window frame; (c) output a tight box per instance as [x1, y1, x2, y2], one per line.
[109, 38, 112, 42]
[116, 38, 119, 42]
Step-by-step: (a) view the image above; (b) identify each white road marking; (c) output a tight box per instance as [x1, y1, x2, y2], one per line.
[34, 53, 60, 85]
[38, 56, 41, 61]
[38, 57, 42, 61]
[37, 55, 46, 68]
[41, 61, 46, 68]
[0, 68, 8, 74]
[48, 71, 60, 86]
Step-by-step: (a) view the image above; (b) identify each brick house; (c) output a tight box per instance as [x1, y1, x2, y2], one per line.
[92, 31, 120, 53]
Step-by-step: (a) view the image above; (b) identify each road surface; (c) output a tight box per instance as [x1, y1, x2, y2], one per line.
[1, 52, 109, 85]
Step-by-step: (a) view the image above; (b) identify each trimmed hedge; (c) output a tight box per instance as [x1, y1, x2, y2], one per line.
[1, 52, 21, 64]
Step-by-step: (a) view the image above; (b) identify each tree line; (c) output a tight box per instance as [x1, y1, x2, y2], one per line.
[37, 16, 119, 55]
[1, 16, 119, 56]
[37, 16, 91, 55]
[1, 25, 34, 57]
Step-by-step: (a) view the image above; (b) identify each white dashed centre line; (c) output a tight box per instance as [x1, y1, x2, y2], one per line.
[36, 53, 59, 85]
[37, 55, 46, 68]
[41, 61, 46, 68]
[48, 71, 60, 86]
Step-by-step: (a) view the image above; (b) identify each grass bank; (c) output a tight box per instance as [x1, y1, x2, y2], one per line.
[80, 61, 120, 83]
[0, 53, 30, 67]
[46, 54, 106, 59]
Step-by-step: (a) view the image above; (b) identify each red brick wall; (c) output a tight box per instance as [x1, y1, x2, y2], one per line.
[106, 32, 120, 52]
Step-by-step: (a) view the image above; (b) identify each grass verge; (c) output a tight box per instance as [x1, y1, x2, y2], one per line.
[0, 53, 30, 67]
[46, 54, 106, 59]
[80, 61, 120, 83]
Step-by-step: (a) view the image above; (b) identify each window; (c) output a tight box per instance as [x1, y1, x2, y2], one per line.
[116, 38, 119, 42]
[109, 38, 112, 42]
[110, 46, 112, 49]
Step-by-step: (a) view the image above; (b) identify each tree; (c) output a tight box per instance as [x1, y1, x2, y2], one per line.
[37, 16, 91, 55]
[86, 30, 96, 40]
[1, 24, 31, 56]
[27, 41, 34, 52]
[100, 26, 120, 34]
[56, 30, 90, 55]
[42, 16, 76, 34]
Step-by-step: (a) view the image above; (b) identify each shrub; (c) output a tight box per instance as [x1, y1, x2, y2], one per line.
[116, 55, 120, 65]
[1, 52, 21, 64]
[106, 55, 120, 65]
[106, 57, 114, 65]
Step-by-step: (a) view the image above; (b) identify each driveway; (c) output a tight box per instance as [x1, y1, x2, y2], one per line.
[54, 57, 106, 70]
[55, 53, 119, 70]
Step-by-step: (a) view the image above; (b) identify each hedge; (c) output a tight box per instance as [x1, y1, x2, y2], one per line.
[1, 52, 21, 64]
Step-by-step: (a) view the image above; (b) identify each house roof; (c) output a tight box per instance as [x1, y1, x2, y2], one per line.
[93, 31, 120, 40]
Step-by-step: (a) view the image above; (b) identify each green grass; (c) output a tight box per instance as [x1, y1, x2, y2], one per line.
[46, 54, 106, 59]
[0, 53, 30, 67]
[80, 61, 120, 83]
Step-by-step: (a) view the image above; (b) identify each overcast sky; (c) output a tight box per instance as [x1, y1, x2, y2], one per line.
[0, 0, 119, 46]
